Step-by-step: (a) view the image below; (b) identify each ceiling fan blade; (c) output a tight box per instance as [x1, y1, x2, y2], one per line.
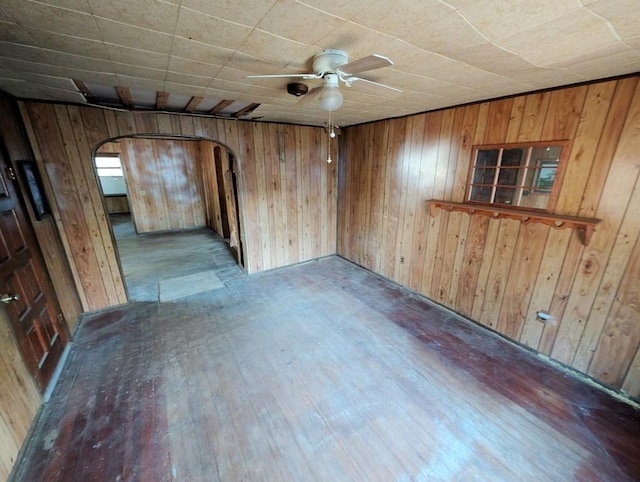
[345, 76, 402, 93]
[246, 73, 320, 80]
[337, 54, 393, 75]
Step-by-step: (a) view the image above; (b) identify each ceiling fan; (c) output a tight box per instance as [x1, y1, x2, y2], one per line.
[247, 49, 401, 111]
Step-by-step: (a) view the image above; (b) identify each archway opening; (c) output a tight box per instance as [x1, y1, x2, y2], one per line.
[94, 135, 244, 302]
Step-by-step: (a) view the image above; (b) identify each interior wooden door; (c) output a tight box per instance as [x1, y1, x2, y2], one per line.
[0, 143, 68, 392]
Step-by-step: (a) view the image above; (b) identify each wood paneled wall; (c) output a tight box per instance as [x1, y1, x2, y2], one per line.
[338, 76, 640, 397]
[19, 104, 337, 311]
[0, 95, 81, 331]
[0, 311, 41, 480]
[100, 138, 205, 233]
[0, 93, 80, 479]
[201, 142, 228, 237]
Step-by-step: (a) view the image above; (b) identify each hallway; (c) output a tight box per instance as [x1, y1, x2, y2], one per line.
[111, 214, 245, 302]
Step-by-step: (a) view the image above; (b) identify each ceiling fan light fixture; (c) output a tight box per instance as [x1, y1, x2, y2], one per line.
[319, 87, 343, 111]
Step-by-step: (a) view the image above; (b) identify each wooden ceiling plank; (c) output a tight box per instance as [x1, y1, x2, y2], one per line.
[210, 99, 234, 115]
[73, 79, 94, 98]
[233, 103, 260, 118]
[116, 86, 134, 107]
[184, 96, 204, 113]
[156, 91, 170, 110]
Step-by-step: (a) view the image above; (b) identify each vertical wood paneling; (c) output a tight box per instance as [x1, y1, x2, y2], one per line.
[20, 104, 337, 312]
[0, 93, 70, 479]
[337, 75, 640, 396]
[551, 82, 640, 366]
[200, 142, 222, 234]
[588, 191, 640, 384]
[0, 312, 41, 480]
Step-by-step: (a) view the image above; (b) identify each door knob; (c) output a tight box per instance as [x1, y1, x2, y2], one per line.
[0, 293, 19, 304]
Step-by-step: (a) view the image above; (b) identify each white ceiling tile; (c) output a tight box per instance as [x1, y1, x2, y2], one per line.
[497, 9, 619, 66]
[586, 0, 640, 40]
[256, 0, 346, 45]
[168, 57, 222, 77]
[0, 0, 638, 126]
[567, 48, 640, 78]
[181, 0, 277, 27]
[175, 7, 252, 51]
[105, 44, 170, 70]
[112, 62, 166, 80]
[62, 68, 118, 85]
[170, 37, 234, 66]
[0, 7, 12, 21]
[17, 72, 77, 90]
[165, 71, 211, 87]
[117, 75, 165, 91]
[0, 21, 37, 44]
[43, 50, 113, 71]
[88, 0, 180, 34]
[164, 80, 206, 96]
[2, 0, 101, 40]
[449, 0, 582, 42]
[0, 78, 85, 101]
[25, 29, 109, 59]
[238, 30, 312, 70]
[0, 57, 65, 76]
[0, 41, 51, 62]
[35, 0, 92, 14]
[95, 18, 174, 54]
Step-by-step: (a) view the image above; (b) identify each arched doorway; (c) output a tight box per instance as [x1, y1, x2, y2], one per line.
[93, 135, 244, 302]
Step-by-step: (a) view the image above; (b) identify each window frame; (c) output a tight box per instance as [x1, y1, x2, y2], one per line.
[465, 140, 570, 213]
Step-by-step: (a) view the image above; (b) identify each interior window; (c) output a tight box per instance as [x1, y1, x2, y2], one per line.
[95, 154, 127, 195]
[467, 142, 566, 211]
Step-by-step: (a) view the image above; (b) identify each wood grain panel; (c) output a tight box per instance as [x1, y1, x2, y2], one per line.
[20, 103, 337, 311]
[200, 142, 223, 235]
[337, 75, 640, 397]
[1, 96, 82, 330]
[0, 311, 42, 480]
[0, 93, 74, 479]
[118, 138, 206, 233]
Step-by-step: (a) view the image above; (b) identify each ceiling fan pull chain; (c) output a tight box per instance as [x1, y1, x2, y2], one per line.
[327, 111, 333, 164]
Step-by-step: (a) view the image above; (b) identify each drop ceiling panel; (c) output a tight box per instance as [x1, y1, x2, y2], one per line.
[0, 0, 637, 126]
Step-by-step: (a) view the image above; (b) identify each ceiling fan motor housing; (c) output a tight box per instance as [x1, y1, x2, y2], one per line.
[287, 83, 309, 96]
[313, 49, 349, 74]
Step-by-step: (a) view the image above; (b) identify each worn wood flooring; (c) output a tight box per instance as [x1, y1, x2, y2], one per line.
[111, 215, 244, 301]
[10, 240, 640, 480]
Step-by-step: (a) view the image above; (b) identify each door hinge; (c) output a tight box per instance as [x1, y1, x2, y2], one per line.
[5, 167, 16, 180]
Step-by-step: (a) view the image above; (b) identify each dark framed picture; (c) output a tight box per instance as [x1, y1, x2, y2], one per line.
[17, 161, 50, 220]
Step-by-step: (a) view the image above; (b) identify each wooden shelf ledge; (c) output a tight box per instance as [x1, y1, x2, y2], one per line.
[427, 200, 600, 246]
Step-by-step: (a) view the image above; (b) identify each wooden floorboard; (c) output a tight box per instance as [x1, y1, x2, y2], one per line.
[10, 255, 640, 481]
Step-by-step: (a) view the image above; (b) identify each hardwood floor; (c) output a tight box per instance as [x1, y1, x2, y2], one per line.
[10, 255, 640, 481]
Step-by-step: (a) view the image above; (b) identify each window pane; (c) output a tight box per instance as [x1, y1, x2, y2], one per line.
[497, 168, 520, 187]
[97, 167, 124, 177]
[467, 142, 564, 211]
[469, 185, 492, 203]
[475, 149, 499, 167]
[535, 164, 557, 191]
[95, 156, 122, 168]
[495, 187, 516, 205]
[501, 148, 525, 166]
[473, 167, 496, 184]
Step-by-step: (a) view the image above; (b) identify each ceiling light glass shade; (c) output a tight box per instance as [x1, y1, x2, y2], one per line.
[319, 87, 343, 111]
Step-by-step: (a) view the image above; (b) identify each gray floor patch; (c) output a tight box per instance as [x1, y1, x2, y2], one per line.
[158, 270, 225, 302]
